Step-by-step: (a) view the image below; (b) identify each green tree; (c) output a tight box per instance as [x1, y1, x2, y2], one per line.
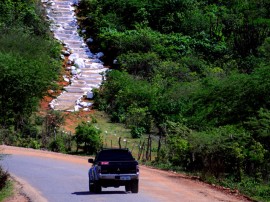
[188, 126, 250, 180]
[258, 37, 270, 64]
[74, 122, 102, 154]
[165, 121, 191, 168]
[118, 52, 159, 77]
[0, 52, 56, 129]
[0, 0, 49, 36]
[126, 105, 152, 138]
[245, 108, 270, 150]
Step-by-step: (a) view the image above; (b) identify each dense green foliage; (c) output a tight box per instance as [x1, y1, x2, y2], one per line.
[0, 0, 61, 131]
[0, 178, 12, 201]
[79, 0, 270, 200]
[0, 165, 9, 191]
[74, 122, 103, 154]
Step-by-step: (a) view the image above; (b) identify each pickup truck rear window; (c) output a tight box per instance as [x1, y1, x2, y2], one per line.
[96, 150, 134, 162]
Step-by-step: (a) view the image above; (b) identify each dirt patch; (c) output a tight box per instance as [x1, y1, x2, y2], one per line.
[61, 110, 94, 133]
[140, 166, 253, 202]
[4, 177, 30, 202]
[5, 175, 48, 202]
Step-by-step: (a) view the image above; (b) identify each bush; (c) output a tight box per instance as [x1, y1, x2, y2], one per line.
[131, 126, 145, 138]
[29, 139, 41, 149]
[126, 106, 152, 133]
[35, 116, 45, 126]
[220, 176, 270, 202]
[90, 116, 98, 123]
[188, 126, 251, 180]
[0, 166, 9, 191]
[74, 122, 102, 154]
[0, 129, 18, 146]
[118, 52, 160, 77]
[49, 138, 66, 153]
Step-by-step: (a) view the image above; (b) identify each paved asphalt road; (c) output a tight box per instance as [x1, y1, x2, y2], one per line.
[2, 154, 158, 202]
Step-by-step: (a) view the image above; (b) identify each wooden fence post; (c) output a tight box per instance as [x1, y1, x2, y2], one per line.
[149, 135, 152, 161]
[118, 137, 122, 148]
[138, 141, 145, 160]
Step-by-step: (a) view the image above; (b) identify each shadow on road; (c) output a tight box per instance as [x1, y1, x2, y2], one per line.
[72, 191, 127, 195]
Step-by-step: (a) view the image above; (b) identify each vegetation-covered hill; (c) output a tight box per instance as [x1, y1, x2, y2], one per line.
[1, 0, 71, 153]
[0, 0, 61, 131]
[77, 0, 270, 200]
[0, 0, 63, 197]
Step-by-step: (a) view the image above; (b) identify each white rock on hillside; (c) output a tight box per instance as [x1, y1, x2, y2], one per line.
[43, 0, 108, 111]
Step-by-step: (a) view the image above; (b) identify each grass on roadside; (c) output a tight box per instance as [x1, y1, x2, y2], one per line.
[218, 176, 270, 202]
[194, 173, 270, 202]
[81, 110, 159, 160]
[0, 180, 13, 202]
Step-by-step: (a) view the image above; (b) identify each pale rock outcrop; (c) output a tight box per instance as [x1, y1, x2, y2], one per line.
[42, 0, 108, 111]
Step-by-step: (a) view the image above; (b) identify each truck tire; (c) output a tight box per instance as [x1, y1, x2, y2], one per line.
[131, 180, 139, 193]
[89, 181, 95, 193]
[94, 182, 102, 193]
[125, 183, 131, 192]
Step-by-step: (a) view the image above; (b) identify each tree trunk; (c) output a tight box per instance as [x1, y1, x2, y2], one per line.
[157, 135, 162, 161]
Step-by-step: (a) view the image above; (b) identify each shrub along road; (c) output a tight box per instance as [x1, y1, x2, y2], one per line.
[1, 146, 251, 202]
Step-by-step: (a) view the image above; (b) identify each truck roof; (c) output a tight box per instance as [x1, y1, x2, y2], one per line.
[95, 148, 135, 162]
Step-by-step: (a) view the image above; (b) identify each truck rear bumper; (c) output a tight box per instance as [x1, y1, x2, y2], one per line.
[99, 173, 139, 180]
[97, 176, 139, 188]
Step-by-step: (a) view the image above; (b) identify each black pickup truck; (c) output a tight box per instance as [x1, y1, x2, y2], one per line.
[88, 148, 139, 193]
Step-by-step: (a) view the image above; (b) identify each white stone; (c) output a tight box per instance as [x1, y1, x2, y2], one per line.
[67, 60, 72, 65]
[63, 76, 70, 82]
[71, 69, 78, 75]
[89, 63, 104, 69]
[76, 69, 82, 74]
[86, 38, 93, 44]
[95, 52, 104, 59]
[113, 59, 118, 64]
[79, 102, 92, 107]
[91, 59, 103, 64]
[87, 91, 94, 99]
[81, 43, 87, 48]
[74, 58, 85, 69]
[74, 105, 80, 112]
[62, 50, 70, 56]
[47, 1, 55, 6]
[69, 53, 79, 61]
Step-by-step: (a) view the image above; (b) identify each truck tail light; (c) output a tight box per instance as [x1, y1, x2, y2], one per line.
[136, 165, 139, 173]
[101, 161, 109, 165]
